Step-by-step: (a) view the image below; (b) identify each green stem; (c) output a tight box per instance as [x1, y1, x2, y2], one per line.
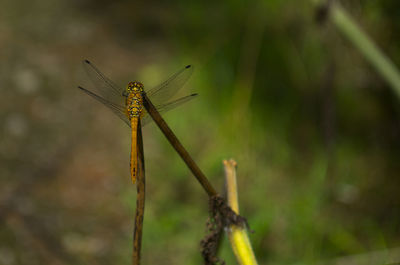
[316, 1, 400, 99]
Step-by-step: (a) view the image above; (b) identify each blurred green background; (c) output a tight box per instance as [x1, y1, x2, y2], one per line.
[1, 0, 400, 264]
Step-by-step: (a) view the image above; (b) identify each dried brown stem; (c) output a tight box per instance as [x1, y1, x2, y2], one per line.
[132, 121, 146, 265]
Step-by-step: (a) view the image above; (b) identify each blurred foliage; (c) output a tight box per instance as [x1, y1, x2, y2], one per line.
[1, 0, 400, 264]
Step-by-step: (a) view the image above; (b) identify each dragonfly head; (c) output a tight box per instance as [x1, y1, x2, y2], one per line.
[126, 81, 144, 93]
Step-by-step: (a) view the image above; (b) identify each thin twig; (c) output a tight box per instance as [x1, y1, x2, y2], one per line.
[132, 121, 146, 265]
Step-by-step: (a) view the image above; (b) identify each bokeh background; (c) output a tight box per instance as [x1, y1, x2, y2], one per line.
[1, 0, 400, 264]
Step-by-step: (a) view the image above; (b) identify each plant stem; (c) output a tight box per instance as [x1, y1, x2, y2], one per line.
[132, 121, 145, 265]
[315, 0, 400, 99]
[224, 159, 258, 265]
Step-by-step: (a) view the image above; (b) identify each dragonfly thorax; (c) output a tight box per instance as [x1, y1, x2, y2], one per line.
[125, 81, 144, 119]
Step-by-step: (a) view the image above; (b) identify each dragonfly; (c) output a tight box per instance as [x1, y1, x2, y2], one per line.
[78, 60, 197, 184]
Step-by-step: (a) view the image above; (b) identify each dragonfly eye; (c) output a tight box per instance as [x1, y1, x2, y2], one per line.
[127, 82, 134, 90]
[136, 82, 144, 89]
[126, 81, 144, 92]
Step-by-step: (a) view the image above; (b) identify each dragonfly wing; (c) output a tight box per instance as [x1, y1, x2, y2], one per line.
[140, 110, 151, 126]
[82, 60, 126, 107]
[79, 86, 131, 127]
[145, 65, 194, 107]
[141, 93, 198, 126]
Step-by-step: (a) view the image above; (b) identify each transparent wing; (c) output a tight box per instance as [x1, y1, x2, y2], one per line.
[141, 93, 198, 126]
[82, 60, 126, 108]
[79, 61, 196, 128]
[145, 65, 194, 107]
[78, 86, 131, 127]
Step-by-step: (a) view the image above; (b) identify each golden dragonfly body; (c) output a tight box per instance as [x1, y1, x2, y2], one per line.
[125, 81, 144, 183]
